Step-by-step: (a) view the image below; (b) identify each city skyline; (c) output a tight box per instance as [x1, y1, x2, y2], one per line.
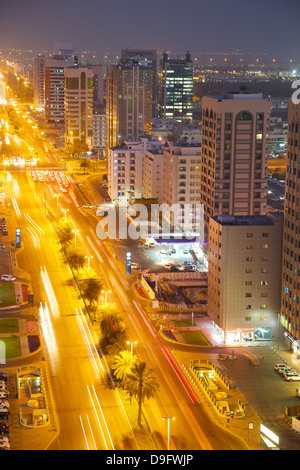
[1, 0, 300, 61]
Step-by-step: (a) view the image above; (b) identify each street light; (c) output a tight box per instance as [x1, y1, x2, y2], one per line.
[72, 229, 79, 251]
[162, 416, 175, 450]
[54, 193, 61, 210]
[62, 208, 69, 220]
[101, 289, 111, 304]
[126, 340, 137, 364]
[85, 255, 93, 272]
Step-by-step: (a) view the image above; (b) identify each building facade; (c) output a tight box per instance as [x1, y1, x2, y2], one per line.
[159, 52, 193, 122]
[281, 99, 300, 348]
[162, 143, 201, 230]
[64, 66, 94, 149]
[200, 91, 272, 234]
[208, 213, 283, 344]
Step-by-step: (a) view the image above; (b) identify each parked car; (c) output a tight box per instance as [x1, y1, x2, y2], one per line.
[277, 366, 292, 375]
[131, 262, 140, 270]
[0, 393, 7, 400]
[1, 275, 15, 282]
[0, 442, 10, 450]
[0, 401, 9, 409]
[0, 373, 8, 382]
[274, 364, 288, 371]
[284, 373, 300, 382]
[160, 249, 167, 255]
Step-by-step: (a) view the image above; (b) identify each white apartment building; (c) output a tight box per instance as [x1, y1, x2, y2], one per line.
[33, 55, 45, 110]
[64, 66, 94, 149]
[108, 141, 144, 201]
[93, 104, 106, 156]
[208, 212, 283, 344]
[143, 148, 164, 202]
[162, 143, 201, 230]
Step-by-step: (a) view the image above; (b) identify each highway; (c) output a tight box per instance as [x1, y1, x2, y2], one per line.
[13, 168, 249, 450]
[0, 99, 250, 450]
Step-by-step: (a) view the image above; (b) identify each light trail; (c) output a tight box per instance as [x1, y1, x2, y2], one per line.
[40, 266, 59, 318]
[75, 308, 104, 374]
[39, 302, 57, 357]
[79, 415, 90, 450]
[91, 385, 115, 450]
[12, 198, 21, 217]
[86, 386, 109, 450]
[24, 213, 45, 235]
[26, 226, 40, 248]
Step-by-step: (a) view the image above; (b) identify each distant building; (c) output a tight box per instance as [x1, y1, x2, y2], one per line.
[106, 61, 153, 150]
[159, 52, 193, 122]
[64, 66, 94, 149]
[208, 212, 283, 344]
[33, 55, 45, 110]
[143, 144, 164, 202]
[121, 49, 158, 118]
[93, 103, 106, 155]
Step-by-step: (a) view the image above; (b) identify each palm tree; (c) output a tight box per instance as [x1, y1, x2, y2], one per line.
[124, 362, 159, 426]
[111, 350, 137, 381]
[82, 278, 103, 308]
[106, 329, 128, 357]
[67, 250, 85, 272]
[99, 310, 122, 339]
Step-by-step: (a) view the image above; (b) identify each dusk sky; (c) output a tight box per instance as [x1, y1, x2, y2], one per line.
[0, 0, 300, 60]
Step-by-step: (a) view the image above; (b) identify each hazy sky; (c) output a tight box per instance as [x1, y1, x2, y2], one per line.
[1, 0, 300, 60]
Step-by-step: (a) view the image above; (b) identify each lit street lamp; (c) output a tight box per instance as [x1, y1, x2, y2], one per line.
[126, 340, 137, 364]
[101, 289, 111, 304]
[85, 255, 93, 272]
[162, 416, 175, 450]
[72, 229, 79, 251]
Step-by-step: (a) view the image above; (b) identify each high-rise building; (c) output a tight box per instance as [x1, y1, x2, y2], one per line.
[108, 140, 145, 201]
[106, 62, 153, 151]
[33, 55, 45, 110]
[280, 99, 300, 348]
[200, 91, 272, 234]
[162, 142, 201, 230]
[208, 213, 283, 344]
[159, 52, 193, 122]
[64, 66, 94, 149]
[121, 49, 158, 118]
[93, 103, 106, 156]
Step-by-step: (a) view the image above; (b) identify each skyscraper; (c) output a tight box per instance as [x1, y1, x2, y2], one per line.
[200, 91, 272, 234]
[159, 52, 193, 122]
[280, 99, 300, 346]
[106, 61, 153, 150]
[64, 66, 94, 149]
[121, 49, 158, 118]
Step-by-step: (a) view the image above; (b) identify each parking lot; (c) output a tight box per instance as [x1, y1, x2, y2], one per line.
[111, 238, 208, 274]
[220, 346, 300, 450]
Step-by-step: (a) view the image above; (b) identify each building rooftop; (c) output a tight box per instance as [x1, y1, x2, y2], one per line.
[213, 212, 283, 227]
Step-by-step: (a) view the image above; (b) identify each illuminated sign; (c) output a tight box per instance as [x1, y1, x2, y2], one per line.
[126, 252, 132, 275]
[16, 228, 21, 248]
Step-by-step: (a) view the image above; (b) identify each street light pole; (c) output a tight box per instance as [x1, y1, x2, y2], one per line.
[127, 340, 137, 364]
[162, 416, 175, 450]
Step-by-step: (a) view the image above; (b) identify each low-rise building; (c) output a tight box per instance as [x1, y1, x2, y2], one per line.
[208, 212, 283, 343]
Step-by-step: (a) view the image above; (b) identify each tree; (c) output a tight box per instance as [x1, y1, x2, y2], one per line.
[58, 225, 73, 249]
[98, 309, 122, 339]
[82, 278, 103, 308]
[106, 329, 128, 357]
[66, 250, 85, 272]
[79, 158, 90, 174]
[124, 362, 159, 426]
[111, 350, 138, 381]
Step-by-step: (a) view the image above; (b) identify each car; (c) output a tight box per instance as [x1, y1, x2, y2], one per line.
[160, 249, 167, 255]
[183, 249, 189, 254]
[274, 363, 288, 371]
[0, 373, 7, 382]
[131, 262, 140, 270]
[0, 437, 10, 444]
[1, 275, 15, 282]
[0, 394, 7, 401]
[0, 245, 5, 251]
[284, 373, 300, 382]
[0, 442, 10, 450]
[0, 401, 9, 409]
[277, 366, 292, 375]
[164, 264, 173, 271]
